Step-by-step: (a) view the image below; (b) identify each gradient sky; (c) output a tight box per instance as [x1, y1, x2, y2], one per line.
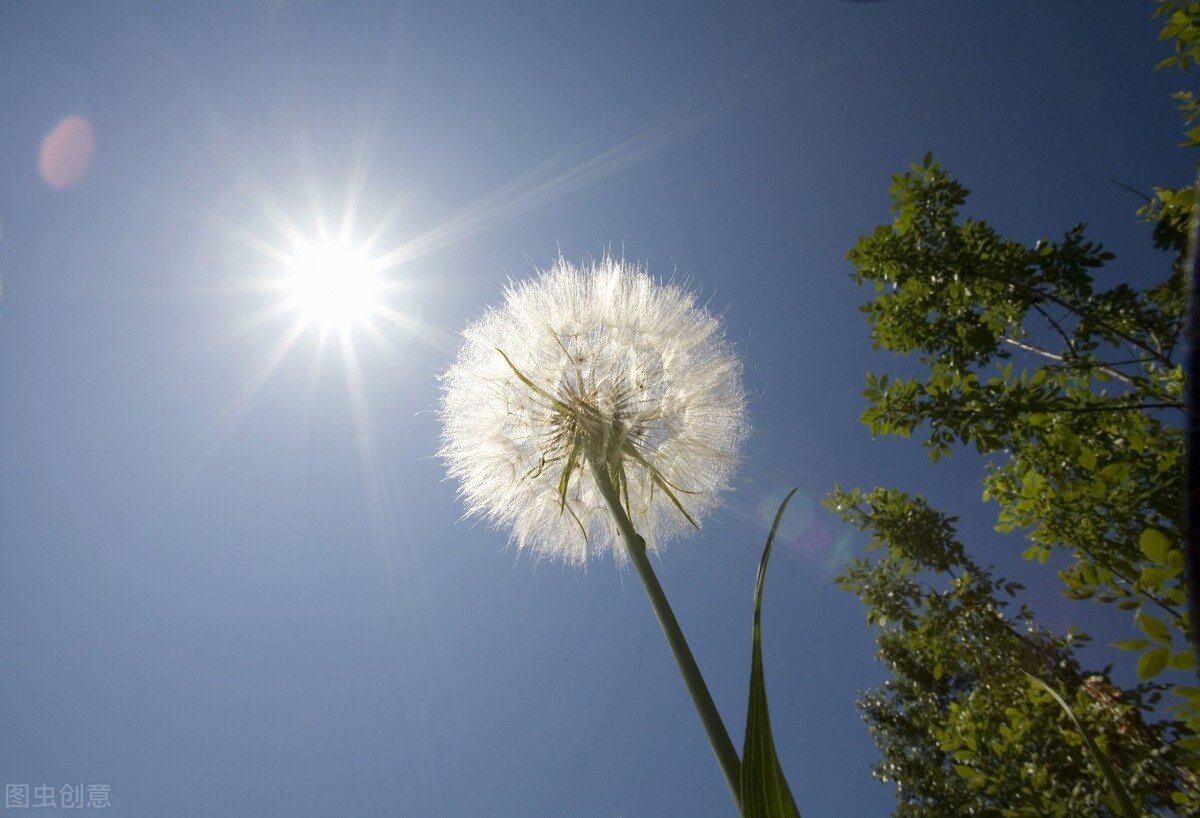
[1, 2, 1190, 817]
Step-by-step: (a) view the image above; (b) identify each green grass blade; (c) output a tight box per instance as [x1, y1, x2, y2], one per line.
[741, 488, 801, 818]
[1022, 671, 1140, 818]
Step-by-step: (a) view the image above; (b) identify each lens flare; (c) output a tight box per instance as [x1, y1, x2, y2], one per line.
[39, 116, 95, 189]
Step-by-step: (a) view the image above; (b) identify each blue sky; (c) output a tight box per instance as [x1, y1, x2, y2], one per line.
[0, 2, 1189, 816]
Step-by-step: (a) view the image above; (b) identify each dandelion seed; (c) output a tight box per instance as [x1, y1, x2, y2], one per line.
[439, 254, 747, 566]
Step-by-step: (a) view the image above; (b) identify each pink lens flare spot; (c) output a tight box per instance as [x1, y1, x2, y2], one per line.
[39, 116, 96, 189]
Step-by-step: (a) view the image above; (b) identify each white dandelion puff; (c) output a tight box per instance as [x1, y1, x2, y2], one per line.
[439, 254, 748, 566]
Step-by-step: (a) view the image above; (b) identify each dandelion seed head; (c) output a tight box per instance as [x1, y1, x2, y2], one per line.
[439, 254, 748, 566]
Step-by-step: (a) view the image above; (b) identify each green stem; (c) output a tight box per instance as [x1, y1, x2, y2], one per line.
[589, 458, 745, 815]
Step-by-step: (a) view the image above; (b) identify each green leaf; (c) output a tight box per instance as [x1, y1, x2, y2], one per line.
[1079, 448, 1097, 471]
[1139, 565, 1176, 588]
[741, 488, 802, 818]
[1169, 649, 1198, 670]
[1138, 646, 1171, 680]
[1139, 528, 1171, 563]
[1110, 639, 1149, 651]
[953, 765, 985, 787]
[1169, 549, 1185, 575]
[1137, 612, 1173, 645]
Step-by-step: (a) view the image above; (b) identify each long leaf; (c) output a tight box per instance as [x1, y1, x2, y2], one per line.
[741, 488, 802, 818]
[1022, 671, 1139, 818]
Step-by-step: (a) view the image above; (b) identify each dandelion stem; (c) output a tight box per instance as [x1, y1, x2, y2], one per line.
[589, 456, 745, 816]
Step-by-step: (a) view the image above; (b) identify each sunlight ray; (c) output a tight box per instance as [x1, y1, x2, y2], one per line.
[373, 69, 785, 271]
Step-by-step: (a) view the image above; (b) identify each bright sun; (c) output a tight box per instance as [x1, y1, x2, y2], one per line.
[283, 238, 383, 330]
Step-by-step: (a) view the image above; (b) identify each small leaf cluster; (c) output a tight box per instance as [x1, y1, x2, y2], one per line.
[1155, 1, 1200, 72]
[1154, 1, 1200, 146]
[829, 488, 1200, 817]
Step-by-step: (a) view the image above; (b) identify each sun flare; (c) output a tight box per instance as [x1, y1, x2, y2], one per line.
[283, 238, 383, 330]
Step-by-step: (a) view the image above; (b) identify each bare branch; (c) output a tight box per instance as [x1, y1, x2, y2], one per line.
[1000, 336, 1136, 386]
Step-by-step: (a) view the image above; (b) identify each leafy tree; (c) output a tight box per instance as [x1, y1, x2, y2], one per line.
[848, 152, 1188, 664]
[830, 487, 1199, 817]
[828, 4, 1200, 813]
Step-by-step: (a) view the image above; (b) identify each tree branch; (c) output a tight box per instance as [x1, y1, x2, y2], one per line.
[976, 270, 1176, 370]
[1000, 336, 1136, 386]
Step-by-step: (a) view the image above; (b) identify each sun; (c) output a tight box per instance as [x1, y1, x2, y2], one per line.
[282, 237, 383, 331]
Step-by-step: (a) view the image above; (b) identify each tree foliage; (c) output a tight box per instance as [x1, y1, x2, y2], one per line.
[830, 488, 1199, 817]
[828, 4, 1199, 814]
[849, 153, 1188, 653]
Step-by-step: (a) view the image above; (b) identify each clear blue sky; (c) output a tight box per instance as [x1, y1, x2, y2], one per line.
[0, 2, 1188, 816]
